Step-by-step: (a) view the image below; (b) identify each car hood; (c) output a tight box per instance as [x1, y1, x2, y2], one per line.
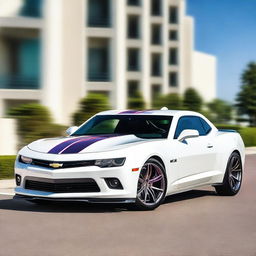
[27, 134, 151, 154]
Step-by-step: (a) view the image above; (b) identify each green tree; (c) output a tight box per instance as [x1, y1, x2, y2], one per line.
[207, 99, 232, 123]
[153, 93, 182, 110]
[8, 103, 65, 147]
[73, 93, 110, 125]
[236, 62, 256, 126]
[183, 88, 203, 112]
[128, 91, 145, 110]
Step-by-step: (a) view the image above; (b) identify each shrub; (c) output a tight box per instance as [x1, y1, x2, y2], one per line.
[215, 124, 242, 131]
[0, 156, 16, 180]
[207, 99, 232, 123]
[183, 88, 203, 112]
[8, 103, 66, 148]
[239, 127, 256, 147]
[73, 93, 110, 126]
[153, 93, 182, 110]
[128, 91, 145, 110]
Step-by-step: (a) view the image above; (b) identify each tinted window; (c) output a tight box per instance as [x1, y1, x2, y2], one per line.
[73, 115, 173, 139]
[199, 118, 212, 134]
[174, 116, 207, 139]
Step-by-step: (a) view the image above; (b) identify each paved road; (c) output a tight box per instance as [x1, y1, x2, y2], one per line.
[0, 155, 255, 256]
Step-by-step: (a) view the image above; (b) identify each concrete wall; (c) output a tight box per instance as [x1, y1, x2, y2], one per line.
[192, 51, 217, 102]
[0, 118, 18, 155]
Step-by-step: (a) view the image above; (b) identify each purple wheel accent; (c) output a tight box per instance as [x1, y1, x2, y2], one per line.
[137, 162, 165, 206]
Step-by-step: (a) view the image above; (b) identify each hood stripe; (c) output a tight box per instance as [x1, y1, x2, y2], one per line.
[60, 137, 105, 154]
[48, 136, 90, 154]
[48, 134, 123, 154]
[58, 136, 100, 154]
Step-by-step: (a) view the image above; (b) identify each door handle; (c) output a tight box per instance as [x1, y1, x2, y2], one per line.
[207, 143, 213, 148]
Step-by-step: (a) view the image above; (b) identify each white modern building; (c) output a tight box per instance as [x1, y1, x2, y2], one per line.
[0, 0, 216, 153]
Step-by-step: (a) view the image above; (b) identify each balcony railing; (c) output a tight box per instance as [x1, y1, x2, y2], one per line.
[88, 72, 110, 82]
[88, 16, 111, 27]
[0, 75, 40, 89]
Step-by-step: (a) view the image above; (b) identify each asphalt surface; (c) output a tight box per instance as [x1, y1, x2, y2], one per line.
[0, 155, 255, 256]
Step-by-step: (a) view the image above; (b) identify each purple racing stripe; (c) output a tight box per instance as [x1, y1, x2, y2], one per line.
[61, 136, 105, 154]
[60, 134, 122, 154]
[118, 110, 153, 114]
[48, 136, 90, 154]
[118, 110, 139, 114]
[48, 134, 123, 154]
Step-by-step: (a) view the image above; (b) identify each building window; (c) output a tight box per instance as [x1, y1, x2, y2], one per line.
[0, 37, 41, 90]
[151, 0, 161, 16]
[88, 0, 111, 27]
[151, 24, 162, 45]
[151, 84, 161, 101]
[169, 48, 178, 65]
[127, 15, 140, 38]
[169, 30, 178, 41]
[128, 48, 140, 71]
[127, 0, 140, 6]
[128, 81, 139, 97]
[88, 39, 110, 81]
[169, 6, 178, 24]
[169, 72, 178, 87]
[19, 0, 43, 18]
[151, 54, 162, 77]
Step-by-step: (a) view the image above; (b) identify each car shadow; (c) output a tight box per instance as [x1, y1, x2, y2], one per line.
[163, 189, 217, 205]
[0, 189, 217, 213]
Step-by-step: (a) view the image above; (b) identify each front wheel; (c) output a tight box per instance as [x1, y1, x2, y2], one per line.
[215, 152, 243, 196]
[134, 158, 167, 210]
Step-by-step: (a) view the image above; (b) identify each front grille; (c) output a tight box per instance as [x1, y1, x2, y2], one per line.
[19, 156, 95, 169]
[25, 178, 100, 193]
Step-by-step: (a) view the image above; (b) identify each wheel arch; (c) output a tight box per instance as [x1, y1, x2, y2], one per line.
[147, 155, 166, 172]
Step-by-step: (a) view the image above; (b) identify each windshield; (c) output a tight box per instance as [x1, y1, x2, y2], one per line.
[72, 115, 173, 139]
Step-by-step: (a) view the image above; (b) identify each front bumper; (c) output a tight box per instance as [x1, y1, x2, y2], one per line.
[15, 157, 139, 201]
[13, 195, 135, 203]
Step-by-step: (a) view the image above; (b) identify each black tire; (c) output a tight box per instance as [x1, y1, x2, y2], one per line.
[215, 152, 243, 196]
[133, 158, 167, 210]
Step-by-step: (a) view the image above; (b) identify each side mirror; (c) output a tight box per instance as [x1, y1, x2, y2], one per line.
[177, 129, 199, 142]
[66, 126, 78, 136]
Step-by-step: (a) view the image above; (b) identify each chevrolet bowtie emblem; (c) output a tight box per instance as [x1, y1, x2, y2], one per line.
[49, 163, 63, 168]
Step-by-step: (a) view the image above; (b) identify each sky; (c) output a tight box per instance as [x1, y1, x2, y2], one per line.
[187, 0, 256, 103]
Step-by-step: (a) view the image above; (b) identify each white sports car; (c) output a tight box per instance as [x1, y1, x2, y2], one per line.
[14, 109, 245, 210]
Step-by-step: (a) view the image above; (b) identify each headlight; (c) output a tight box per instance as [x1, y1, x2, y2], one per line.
[94, 158, 126, 168]
[19, 155, 33, 164]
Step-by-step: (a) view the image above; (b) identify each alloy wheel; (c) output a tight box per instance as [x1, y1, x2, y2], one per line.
[228, 154, 242, 192]
[137, 162, 166, 206]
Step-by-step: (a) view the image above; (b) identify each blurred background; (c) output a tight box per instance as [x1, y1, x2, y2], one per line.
[0, 0, 256, 159]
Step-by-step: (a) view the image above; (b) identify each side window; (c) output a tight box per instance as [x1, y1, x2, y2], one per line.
[174, 116, 206, 139]
[199, 117, 212, 134]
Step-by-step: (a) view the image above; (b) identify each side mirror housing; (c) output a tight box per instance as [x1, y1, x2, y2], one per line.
[66, 126, 78, 136]
[177, 129, 199, 142]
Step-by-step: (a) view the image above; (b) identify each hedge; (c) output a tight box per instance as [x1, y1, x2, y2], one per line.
[215, 124, 242, 131]
[239, 127, 256, 147]
[0, 156, 16, 180]
[215, 124, 256, 147]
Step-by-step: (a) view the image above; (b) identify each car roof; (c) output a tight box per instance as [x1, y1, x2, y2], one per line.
[97, 109, 201, 117]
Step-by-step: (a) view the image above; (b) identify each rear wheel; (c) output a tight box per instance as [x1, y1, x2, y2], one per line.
[134, 158, 167, 210]
[215, 152, 242, 196]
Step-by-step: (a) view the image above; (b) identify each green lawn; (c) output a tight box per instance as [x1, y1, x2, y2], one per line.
[0, 156, 16, 180]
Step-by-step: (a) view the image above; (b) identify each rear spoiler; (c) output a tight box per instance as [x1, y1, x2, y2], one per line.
[218, 129, 237, 133]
